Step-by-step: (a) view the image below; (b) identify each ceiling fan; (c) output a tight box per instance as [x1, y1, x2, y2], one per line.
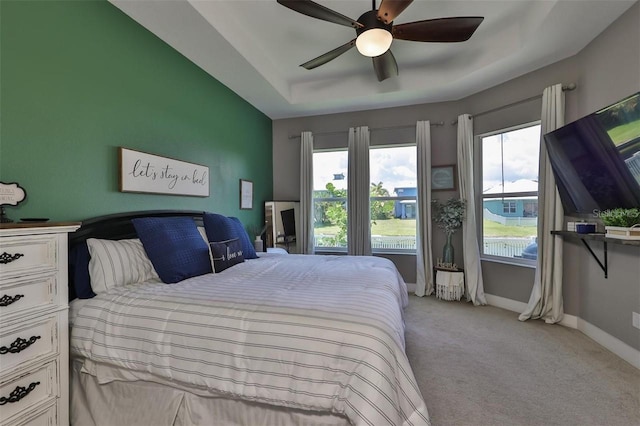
[277, 0, 484, 82]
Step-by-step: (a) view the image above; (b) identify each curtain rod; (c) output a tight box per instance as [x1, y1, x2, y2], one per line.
[288, 121, 444, 140]
[450, 83, 577, 125]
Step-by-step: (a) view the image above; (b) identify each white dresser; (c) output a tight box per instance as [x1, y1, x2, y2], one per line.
[0, 222, 80, 426]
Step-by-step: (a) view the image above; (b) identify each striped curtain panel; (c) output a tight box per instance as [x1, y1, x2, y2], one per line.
[347, 126, 372, 256]
[415, 121, 434, 296]
[457, 114, 487, 305]
[299, 131, 314, 254]
[520, 84, 565, 323]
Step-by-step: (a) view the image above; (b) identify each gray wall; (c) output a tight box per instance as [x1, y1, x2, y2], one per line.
[272, 3, 640, 350]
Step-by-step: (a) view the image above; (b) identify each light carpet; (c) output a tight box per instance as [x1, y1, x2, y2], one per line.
[404, 295, 640, 426]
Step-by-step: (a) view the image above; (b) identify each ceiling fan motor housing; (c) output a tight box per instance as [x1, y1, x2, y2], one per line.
[356, 10, 393, 36]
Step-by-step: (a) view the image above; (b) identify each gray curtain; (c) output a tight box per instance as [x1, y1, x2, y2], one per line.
[347, 126, 371, 256]
[456, 114, 486, 305]
[415, 121, 434, 296]
[520, 84, 565, 323]
[299, 131, 314, 254]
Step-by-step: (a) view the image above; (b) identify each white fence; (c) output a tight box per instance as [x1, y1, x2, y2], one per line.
[483, 237, 534, 258]
[315, 234, 535, 258]
[315, 235, 416, 250]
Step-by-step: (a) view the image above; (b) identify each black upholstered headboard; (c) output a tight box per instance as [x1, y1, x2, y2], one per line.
[69, 210, 206, 248]
[68, 210, 206, 300]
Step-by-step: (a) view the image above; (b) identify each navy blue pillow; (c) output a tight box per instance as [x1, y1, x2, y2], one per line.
[203, 213, 238, 242]
[69, 242, 96, 299]
[132, 217, 212, 284]
[210, 238, 245, 272]
[229, 217, 258, 259]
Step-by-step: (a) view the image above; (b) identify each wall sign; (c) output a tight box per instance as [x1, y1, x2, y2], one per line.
[119, 147, 209, 197]
[431, 165, 457, 191]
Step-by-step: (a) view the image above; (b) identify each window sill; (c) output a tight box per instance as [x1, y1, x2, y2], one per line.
[480, 255, 536, 269]
[373, 250, 416, 256]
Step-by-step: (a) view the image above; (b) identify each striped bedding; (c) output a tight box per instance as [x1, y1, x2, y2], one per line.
[70, 254, 430, 426]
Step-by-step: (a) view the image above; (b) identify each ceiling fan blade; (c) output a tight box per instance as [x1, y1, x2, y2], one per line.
[372, 50, 398, 82]
[393, 17, 484, 42]
[301, 39, 356, 70]
[377, 0, 414, 24]
[277, 0, 363, 29]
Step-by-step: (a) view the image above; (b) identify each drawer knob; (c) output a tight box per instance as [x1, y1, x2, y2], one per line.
[0, 382, 40, 405]
[0, 252, 24, 264]
[0, 336, 41, 355]
[0, 294, 24, 307]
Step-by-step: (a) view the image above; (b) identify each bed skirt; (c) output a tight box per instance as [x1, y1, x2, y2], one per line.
[70, 359, 350, 426]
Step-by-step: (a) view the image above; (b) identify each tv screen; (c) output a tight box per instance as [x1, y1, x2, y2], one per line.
[280, 208, 296, 237]
[544, 92, 640, 215]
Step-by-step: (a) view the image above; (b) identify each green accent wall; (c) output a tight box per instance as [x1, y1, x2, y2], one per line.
[0, 0, 272, 229]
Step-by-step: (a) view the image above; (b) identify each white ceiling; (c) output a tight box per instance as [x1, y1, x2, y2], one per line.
[110, 0, 636, 119]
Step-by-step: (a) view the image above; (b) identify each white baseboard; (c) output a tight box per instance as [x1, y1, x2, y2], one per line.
[485, 293, 639, 370]
[576, 318, 640, 369]
[484, 293, 528, 313]
[406, 283, 416, 293]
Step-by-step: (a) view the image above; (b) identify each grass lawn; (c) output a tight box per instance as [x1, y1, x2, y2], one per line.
[315, 218, 537, 238]
[483, 219, 536, 237]
[608, 120, 640, 145]
[315, 218, 417, 236]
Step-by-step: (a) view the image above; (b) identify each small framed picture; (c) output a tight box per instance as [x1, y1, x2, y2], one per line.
[431, 165, 457, 191]
[239, 179, 253, 210]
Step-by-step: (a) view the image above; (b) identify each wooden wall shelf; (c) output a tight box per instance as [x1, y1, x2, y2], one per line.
[551, 230, 640, 279]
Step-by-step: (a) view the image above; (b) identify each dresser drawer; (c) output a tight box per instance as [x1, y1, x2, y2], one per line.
[0, 236, 58, 280]
[0, 315, 58, 377]
[0, 274, 56, 320]
[0, 361, 57, 424]
[10, 400, 57, 426]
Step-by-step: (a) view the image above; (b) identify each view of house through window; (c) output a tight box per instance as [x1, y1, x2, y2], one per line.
[480, 123, 541, 261]
[312, 145, 417, 252]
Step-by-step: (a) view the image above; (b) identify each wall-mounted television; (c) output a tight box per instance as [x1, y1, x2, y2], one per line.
[544, 92, 640, 216]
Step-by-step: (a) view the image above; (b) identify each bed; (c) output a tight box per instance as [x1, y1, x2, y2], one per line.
[67, 210, 430, 426]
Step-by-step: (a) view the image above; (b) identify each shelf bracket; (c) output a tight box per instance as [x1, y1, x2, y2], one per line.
[580, 239, 608, 279]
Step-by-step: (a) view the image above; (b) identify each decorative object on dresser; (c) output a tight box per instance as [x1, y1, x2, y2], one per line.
[0, 182, 27, 224]
[0, 221, 80, 426]
[432, 198, 466, 264]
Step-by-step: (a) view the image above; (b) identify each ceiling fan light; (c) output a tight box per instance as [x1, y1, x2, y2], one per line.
[356, 28, 392, 57]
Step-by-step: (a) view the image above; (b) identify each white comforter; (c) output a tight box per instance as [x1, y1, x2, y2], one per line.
[70, 254, 430, 426]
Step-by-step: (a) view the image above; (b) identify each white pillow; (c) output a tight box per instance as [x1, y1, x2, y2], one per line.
[198, 226, 215, 273]
[87, 238, 159, 294]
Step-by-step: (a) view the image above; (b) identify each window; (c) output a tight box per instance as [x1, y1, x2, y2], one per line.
[312, 145, 417, 252]
[313, 150, 348, 250]
[369, 145, 417, 252]
[480, 123, 541, 262]
[502, 201, 516, 214]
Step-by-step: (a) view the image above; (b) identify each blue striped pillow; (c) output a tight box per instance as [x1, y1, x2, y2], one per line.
[133, 217, 212, 284]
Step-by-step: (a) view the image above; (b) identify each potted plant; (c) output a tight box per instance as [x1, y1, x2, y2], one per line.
[432, 198, 466, 264]
[599, 208, 640, 239]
